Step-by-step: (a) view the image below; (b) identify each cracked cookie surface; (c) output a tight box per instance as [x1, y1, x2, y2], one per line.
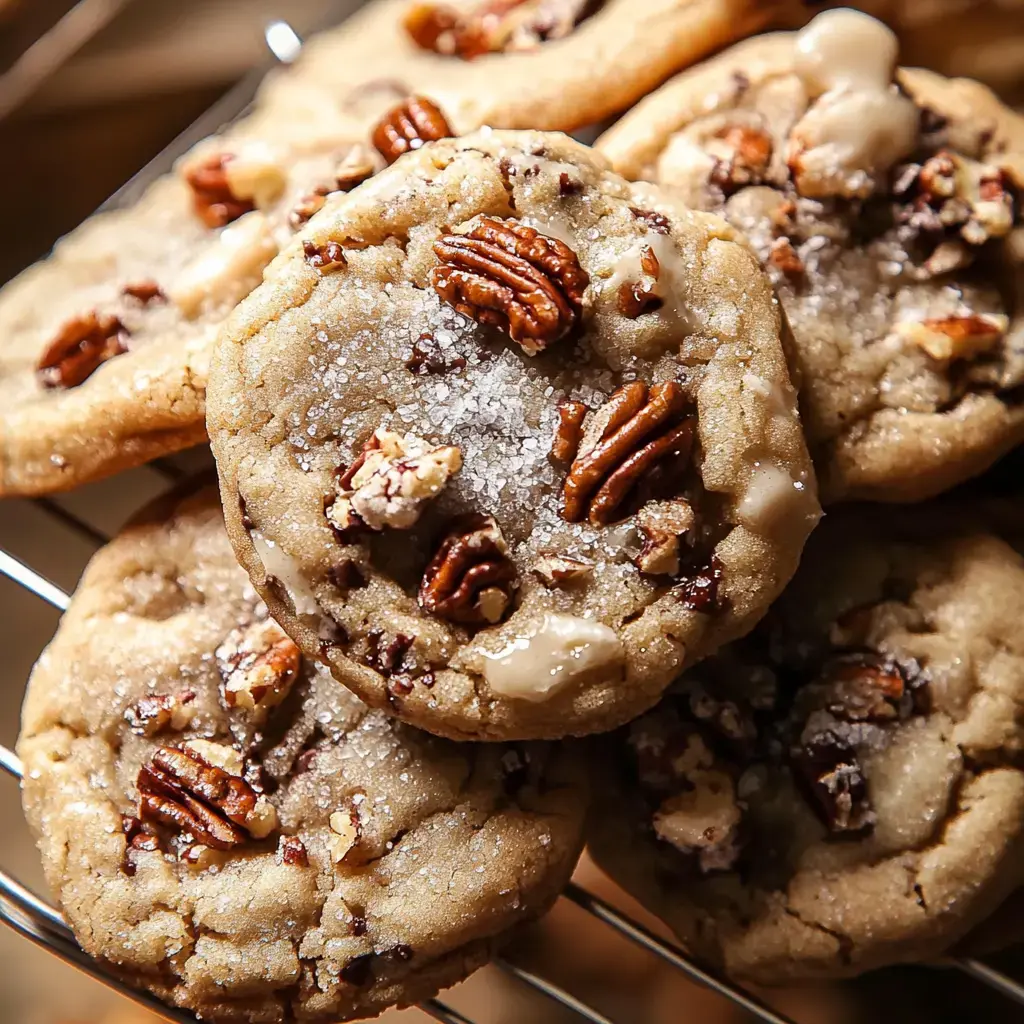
[588, 505, 1024, 981]
[207, 130, 818, 742]
[598, 9, 1024, 503]
[18, 484, 587, 1023]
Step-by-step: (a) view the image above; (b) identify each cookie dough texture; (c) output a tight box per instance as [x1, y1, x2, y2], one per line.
[18, 484, 587, 1022]
[289, 0, 785, 135]
[589, 508, 1024, 982]
[208, 130, 818, 742]
[0, 80, 377, 496]
[597, 11, 1024, 503]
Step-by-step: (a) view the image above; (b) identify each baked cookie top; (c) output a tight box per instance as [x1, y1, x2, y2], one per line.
[18, 484, 587, 1023]
[598, 9, 1024, 503]
[589, 506, 1024, 982]
[208, 130, 818, 742]
[0, 80, 391, 496]
[288, 0, 785, 136]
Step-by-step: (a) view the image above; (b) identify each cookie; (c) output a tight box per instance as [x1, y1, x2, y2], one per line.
[18, 483, 587, 1023]
[0, 80, 389, 496]
[287, 0, 787, 136]
[597, 9, 1024, 503]
[207, 129, 818, 742]
[589, 506, 1024, 982]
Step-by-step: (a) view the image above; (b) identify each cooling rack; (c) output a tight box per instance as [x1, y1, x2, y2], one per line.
[3, 4, 1024, 1023]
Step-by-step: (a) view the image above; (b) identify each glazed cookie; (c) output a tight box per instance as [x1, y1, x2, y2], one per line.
[589, 507, 1024, 982]
[597, 9, 1024, 503]
[0, 80, 397, 496]
[287, 0, 788, 136]
[18, 484, 587, 1023]
[208, 130, 818, 742]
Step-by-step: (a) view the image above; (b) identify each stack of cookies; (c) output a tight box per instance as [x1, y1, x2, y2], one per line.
[7, 1, 1024, 1019]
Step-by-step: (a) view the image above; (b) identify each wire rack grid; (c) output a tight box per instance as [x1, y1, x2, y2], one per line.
[3, 5, 1024, 1023]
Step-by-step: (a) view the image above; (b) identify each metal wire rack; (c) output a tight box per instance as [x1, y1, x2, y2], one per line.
[3, 4, 1024, 1023]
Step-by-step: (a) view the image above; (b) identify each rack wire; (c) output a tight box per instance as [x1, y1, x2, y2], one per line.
[3, 4, 1024, 1023]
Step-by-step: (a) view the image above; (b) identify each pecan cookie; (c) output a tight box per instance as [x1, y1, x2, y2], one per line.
[207, 130, 818, 741]
[18, 483, 587, 1023]
[288, 0, 788, 137]
[0, 79, 394, 496]
[597, 9, 1024, 503]
[589, 506, 1024, 981]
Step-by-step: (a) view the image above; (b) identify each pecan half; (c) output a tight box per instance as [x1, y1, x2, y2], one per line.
[216, 618, 301, 719]
[433, 216, 589, 354]
[708, 124, 772, 194]
[419, 513, 517, 624]
[137, 744, 277, 850]
[184, 154, 255, 229]
[37, 313, 129, 389]
[562, 381, 694, 525]
[404, 0, 592, 59]
[634, 499, 695, 576]
[327, 428, 462, 534]
[372, 95, 453, 164]
[897, 313, 1008, 363]
[124, 691, 196, 738]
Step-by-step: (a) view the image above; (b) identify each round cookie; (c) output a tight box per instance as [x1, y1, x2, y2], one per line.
[589, 507, 1024, 982]
[288, 0, 789, 136]
[18, 483, 587, 1023]
[207, 129, 819, 742]
[597, 10, 1024, 503]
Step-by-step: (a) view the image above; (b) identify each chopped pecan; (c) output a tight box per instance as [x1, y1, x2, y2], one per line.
[364, 630, 415, 675]
[561, 381, 693, 525]
[403, 0, 591, 59]
[550, 400, 588, 463]
[121, 815, 160, 876]
[327, 428, 462, 534]
[372, 95, 453, 164]
[335, 145, 377, 191]
[279, 835, 309, 867]
[812, 651, 928, 722]
[653, 770, 742, 873]
[124, 691, 196, 738]
[768, 237, 804, 277]
[792, 736, 874, 834]
[405, 332, 467, 375]
[122, 280, 166, 305]
[328, 807, 361, 863]
[629, 207, 671, 234]
[216, 618, 301, 718]
[532, 553, 593, 586]
[37, 313, 129, 389]
[708, 124, 772, 194]
[290, 186, 333, 230]
[634, 499, 694, 576]
[303, 239, 347, 271]
[675, 557, 724, 613]
[137, 744, 277, 850]
[184, 154, 255, 229]
[617, 244, 663, 318]
[433, 216, 589, 355]
[419, 513, 517, 624]
[898, 313, 1008, 362]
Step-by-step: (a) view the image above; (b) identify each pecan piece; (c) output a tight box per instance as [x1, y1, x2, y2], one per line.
[303, 239, 347, 271]
[121, 815, 160, 876]
[433, 216, 589, 354]
[216, 618, 301, 719]
[327, 428, 462, 534]
[137, 744, 277, 850]
[768, 238, 804, 278]
[897, 313, 1008, 363]
[372, 95, 453, 164]
[617, 244, 663, 319]
[550, 400, 587, 462]
[562, 381, 694, 525]
[708, 124, 772, 194]
[37, 313, 129, 389]
[404, 0, 591, 59]
[279, 835, 309, 867]
[122, 280, 166, 305]
[124, 690, 196, 737]
[419, 513, 517, 624]
[634, 499, 695, 576]
[532, 553, 593, 586]
[184, 154, 255, 229]
[328, 806, 361, 863]
[335, 145, 377, 191]
[792, 737, 874, 834]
